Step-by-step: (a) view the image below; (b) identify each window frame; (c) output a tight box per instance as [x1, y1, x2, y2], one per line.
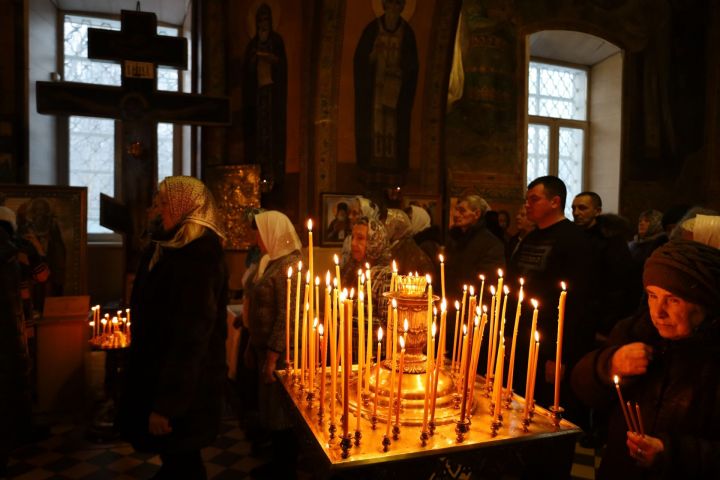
[59, 10, 186, 243]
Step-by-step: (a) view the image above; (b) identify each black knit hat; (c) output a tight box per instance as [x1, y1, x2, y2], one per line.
[643, 240, 720, 314]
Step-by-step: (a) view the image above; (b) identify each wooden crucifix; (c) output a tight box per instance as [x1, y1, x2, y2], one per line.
[36, 9, 230, 283]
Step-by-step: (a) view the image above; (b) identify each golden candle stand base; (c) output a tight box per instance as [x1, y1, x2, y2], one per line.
[354, 430, 362, 446]
[549, 406, 564, 430]
[392, 424, 401, 441]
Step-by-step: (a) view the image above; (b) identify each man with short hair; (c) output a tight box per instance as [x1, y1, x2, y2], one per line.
[509, 176, 594, 428]
[571, 191, 602, 229]
[445, 194, 505, 294]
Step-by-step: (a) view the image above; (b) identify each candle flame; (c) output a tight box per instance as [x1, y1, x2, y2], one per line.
[298, 260, 303, 270]
[349, 288, 355, 299]
[534, 330, 540, 342]
[361, 273, 366, 284]
[476, 306, 481, 315]
[519, 289, 524, 302]
[305, 302, 310, 311]
[439, 254, 444, 263]
[561, 281, 567, 291]
[463, 284, 468, 291]
[315, 276, 320, 285]
[531, 298, 539, 309]
[305, 270, 310, 283]
[307, 219, 313, 231]
[89, 321, 95, 326]
[333, 278, 338, 287]
[482, 304, 488, 313]
[339, 291, 347, 301]
[287, 266, 293, 277]
[358, 269, 362, 277]
[399, 336, 406, 350]
[503, 285, 509, 295]
[333, 254, 339, 266]
[392, 260, 397, 273]
[403, 318, 409, 332]
[441, 299, 447, 312]
[325, 271, 331, 285]
[479, 274, 485, 281]
[359, 290, 364, 301]
[490, 285, 496, 295]
[125, 308, 129, 313]
[469, 285, 475, 296]
[520, 277, 525, 286]
[313, 318, 318, 328]
[475, 315, 480, 327]
[613, 375, 619, 385]
[101, 318, 107, 325]
[392, 298, 397, 308]
[318, 323, 324, 336]
[433, 306, 437, 316]
[365, 262, 370, 269]
[432, 321, 437, 337]
[454, 300, 460, 310]
[426, 274, 432, 284]
[378, 327, 384, 341]
[498, 268, 504, 278]
[463, 324, 467, 335]
[112, 316, 118, 324]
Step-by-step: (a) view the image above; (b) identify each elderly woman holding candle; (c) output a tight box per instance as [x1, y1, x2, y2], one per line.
[244, 210, 302, 478]
[119, 176, 228, 479]
[571, 240, 720, 479]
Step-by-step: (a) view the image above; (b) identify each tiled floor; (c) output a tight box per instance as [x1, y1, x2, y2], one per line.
[4, 419, 601, 479]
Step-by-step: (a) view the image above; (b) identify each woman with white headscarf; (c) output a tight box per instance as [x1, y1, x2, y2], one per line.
[385, 208, 435, 276]
[120, 176, 228, 479]
[244, 210, 302, 478]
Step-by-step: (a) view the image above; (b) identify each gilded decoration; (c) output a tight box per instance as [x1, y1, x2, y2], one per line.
[205, 165, 261, 250]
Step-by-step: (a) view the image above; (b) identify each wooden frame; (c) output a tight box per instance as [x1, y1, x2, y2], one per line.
[320, 193, 357, 246]
[0, 184, 87, 295]
[402, 194, 442, 227]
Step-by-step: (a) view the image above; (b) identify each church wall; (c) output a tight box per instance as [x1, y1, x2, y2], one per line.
[28, 0, 59, 185]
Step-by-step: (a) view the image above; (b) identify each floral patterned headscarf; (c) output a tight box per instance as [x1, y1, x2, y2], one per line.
[356, 217, 391, 265]
[160, 176, 224, 238]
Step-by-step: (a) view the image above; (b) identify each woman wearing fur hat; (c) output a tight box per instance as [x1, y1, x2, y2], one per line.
[571, 240, 720, 479]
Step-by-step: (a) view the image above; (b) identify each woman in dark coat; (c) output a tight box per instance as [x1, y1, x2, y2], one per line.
[119, 176, 228, 480]
[243, 210, 302, 479]
[571, 240, 720, 479]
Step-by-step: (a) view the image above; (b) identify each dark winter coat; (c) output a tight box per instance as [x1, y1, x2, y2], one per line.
[572, 311, 720, 479]
[445, 220, 506, 296]
[119, 232, 228, 453]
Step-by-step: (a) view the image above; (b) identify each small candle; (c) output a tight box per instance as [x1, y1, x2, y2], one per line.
[395, 336, 406, 427]
[386, 299, 398, 439]
[487, 286, 497, 384]
[494, 269, 504, 325]
[506, 280, 524, 393]
[554, 282, 567, 410]
[111, 316, 118, 334]
[309, 318, 317, 394]
[494, 286, 510, 378]
[451, 300, 461, 371]
[455, 285, 468, 371]
[372, 327, 383, 421]
[477, 274, 486, 317]
[294, 261, 302, 376]
[343, 292, 351, 440]
[635, 402, 645, 436]
[430, 301, 447, 425]
[525, 300, 539, 401]
[492, 341, 505, 424]
[459, 320, 474, 423]
[307, 220, 314, 343]
[101, 316, 107, 336]
[301, 281, 309, 386]
[330, 292, 338, 426]
[613, 375, 633, 431]
[319, 324, 326, 416]
[524, 331, 540, 422]
[439, 254, 446, 300]
[426, 275, 433, 363]
[471, 307, 488, 404]
[286, 267, 293, 369]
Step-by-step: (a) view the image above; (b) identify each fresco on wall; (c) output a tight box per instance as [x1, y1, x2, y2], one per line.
[243, 1, 287, 191]
[353, 0, 418, 176]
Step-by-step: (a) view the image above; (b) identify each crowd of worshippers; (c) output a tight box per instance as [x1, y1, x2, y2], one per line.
[2, 175, 719, 479]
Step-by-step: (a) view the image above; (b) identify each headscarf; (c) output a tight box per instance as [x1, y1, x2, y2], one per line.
[254, 210, 302, 276]
[361, 217, 391, 265]
[161, 176, 224, 238]
[694, 215, 720, 249]
[0, 206, 17, 232]
[384, 208, 412, 244]
[643, 240, 720, 315]
[149, 176, 224, 270]
[637, 209, 663, 240]
[408, 205, 431, 235]
[355, 196, 380, 221]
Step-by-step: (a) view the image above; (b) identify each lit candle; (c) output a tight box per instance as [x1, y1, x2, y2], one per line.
[111, 316, 118, 334]
[525, 299, 539, 402]
[343, 292, 351, 440]
[459, 305, 471, 394]
[426, 275, 433, 366]
[494, 286, 510, 378]
[89, 320, 95, 340]
[319, 323, 326, 417]
[554, 282, 567, 410]
[315, 276, 320, 327]
[358, 283, 365, 398]
[439, 254, 446, 300]
[386, 261, 398, 359]
[492, 340, 505, 424]
[338, 289, 345, 400]
[451, 300, 461, 371]
[524, 331, 540, 422]
[294, 261, 302, 377]
[307, 220, 314, 348]
[386, 299, 398, 439]
[495, 269, 504, 326]
[395, 335, 406, 428]
[455, 285, 468, 372]
[477, 274, 486, 317]
[372, 327, 383, 421]
[506, 280, 524, 394]
[487, 285, 497, 384]
[301, 272, 310, 385]
[286, 267, 293, 370]
[364, 264, 373, 376]
[334, 254, 341, 292]
[613, 375, 633, 431]
[471, 307, 488, 404]
[459, 320, 474, 423]
[330, 290, 338, 426]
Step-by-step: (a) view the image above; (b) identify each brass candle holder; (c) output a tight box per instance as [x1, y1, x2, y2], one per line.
[549, 406, 564, 430]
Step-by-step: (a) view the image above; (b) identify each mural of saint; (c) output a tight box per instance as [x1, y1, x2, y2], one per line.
[353, 0, 418, 174]
[243, 2, 287, 190]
